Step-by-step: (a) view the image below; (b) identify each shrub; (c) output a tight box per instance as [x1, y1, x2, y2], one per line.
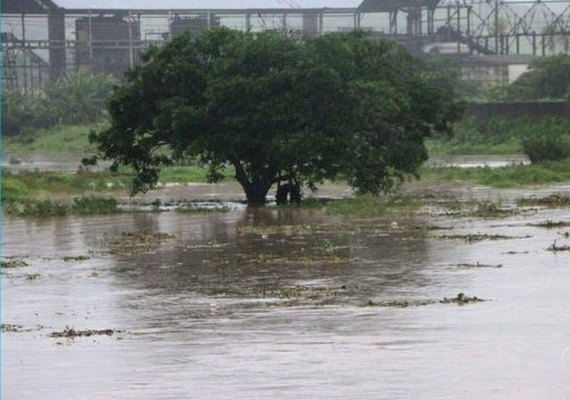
[1, 90, 53, 136]
[44, 70, 116, 124]
[521, 118, 570, 163]
[1, 71, 116, 136]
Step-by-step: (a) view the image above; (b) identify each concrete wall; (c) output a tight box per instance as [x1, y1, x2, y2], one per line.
[464, 101, 570, 121]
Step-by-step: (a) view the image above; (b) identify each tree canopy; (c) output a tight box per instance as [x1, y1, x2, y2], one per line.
[92, 28, 462, 205]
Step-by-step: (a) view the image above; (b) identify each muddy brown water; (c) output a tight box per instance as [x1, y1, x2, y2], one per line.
[3, 189, 570, 399]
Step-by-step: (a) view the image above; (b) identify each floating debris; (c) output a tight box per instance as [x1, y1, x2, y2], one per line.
[1, 324, 44, 333]
[238, 224, 313, 237]
[470, 202, 517, 218]
[409, 225, 450, 232]
[363, 299, 437, 308]
[186, 240, 228, 249]
[247, 254, 359, 266]
[106, 232, 176, 256]
[547, 240, 570, 252]
[63, 255, 91, 262]
[1, 324, 24, 332]
[50, 327, 116, 338]
[528, 220, 570, 229]
[317, 239, 344, 254]
[456, 262, 503, 269]
[440, 293, 486, 305]
[25, 273, 40, 281]
[1, 258, 29, 269]
[436, 234, 529, 243]
[517, 194, 570, 208]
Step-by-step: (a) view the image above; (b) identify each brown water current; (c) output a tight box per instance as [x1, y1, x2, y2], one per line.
[2, 195, 570, 399]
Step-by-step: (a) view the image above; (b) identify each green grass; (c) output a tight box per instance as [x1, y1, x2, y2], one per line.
[4, 123, 104, 157]
[159, 165, 235, 184]
[1, 165, 236, 204]
[421, 159, 570, 188]
[2, 170, 131, 201]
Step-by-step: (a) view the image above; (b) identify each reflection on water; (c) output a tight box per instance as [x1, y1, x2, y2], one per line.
[3, 203, 570, 399]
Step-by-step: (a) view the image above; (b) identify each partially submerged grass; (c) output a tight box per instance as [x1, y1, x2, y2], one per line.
[4, 196, 118, 217]
[364, 299, 437, 308]
[72, 196, 118, 215]
[364, 293, 486, 307]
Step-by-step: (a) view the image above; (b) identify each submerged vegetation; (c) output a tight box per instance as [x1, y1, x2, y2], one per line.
[50, 327, 116, 338]
[517, 194, 570, 208]
[1, 258, 29, 269]
[326, 195, 419, 218]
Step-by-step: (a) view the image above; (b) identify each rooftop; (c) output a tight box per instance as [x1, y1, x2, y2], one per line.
[4, 0, 362, 13]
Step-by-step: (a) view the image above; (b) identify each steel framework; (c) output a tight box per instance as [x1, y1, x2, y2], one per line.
[3, 0, 570, 91]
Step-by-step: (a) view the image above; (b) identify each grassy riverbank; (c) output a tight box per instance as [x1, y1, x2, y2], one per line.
[4, 124, 102, 157]
[2, 166, 236, 201]
[420, 159, 570, 188]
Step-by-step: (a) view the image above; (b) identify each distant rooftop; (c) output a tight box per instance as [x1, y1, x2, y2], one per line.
[359, 0, 442, 12]
[4, 0, 442, 14]
[54, 0, 361, 10]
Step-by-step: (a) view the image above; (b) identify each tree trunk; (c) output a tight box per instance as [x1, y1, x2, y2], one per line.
[232, 160, 272, 206]
[243, 184, 271, 206]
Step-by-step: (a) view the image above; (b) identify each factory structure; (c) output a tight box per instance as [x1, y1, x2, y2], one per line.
[4, 0, 570, 92]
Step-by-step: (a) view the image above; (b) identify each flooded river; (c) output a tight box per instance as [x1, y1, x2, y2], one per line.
[2, 194, 570, 399]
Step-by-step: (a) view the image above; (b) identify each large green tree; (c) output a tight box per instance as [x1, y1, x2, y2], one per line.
[92, 29, 461, 205]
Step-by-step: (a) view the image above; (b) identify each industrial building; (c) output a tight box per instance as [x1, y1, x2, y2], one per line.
[3, 0, 570, 91]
